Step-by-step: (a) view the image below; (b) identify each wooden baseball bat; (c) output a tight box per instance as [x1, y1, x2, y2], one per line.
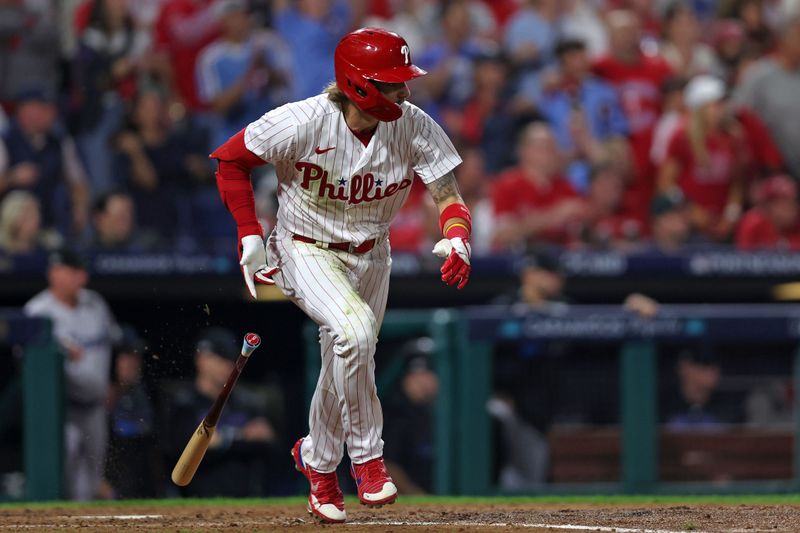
[171, 332, 262, 486]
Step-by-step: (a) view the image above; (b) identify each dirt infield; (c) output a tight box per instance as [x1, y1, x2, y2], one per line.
[2, 501, 800, 533]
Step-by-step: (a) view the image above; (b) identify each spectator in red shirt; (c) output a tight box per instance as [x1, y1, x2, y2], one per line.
[593, 9, 673, 221]
[491, 122, 585, 250]
[657, 75, 744, 242]
[737, 174, 800, 250]
[153, 0, 221, 110]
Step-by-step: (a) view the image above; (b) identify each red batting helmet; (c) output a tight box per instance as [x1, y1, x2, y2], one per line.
[334, 28, 427, 122]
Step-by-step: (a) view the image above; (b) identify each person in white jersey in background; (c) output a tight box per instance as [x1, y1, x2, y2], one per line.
[210, 28, 472, 523]
[24, 249, 120, 500]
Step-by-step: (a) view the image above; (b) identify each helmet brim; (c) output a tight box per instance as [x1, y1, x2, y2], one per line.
[367, 64, 427, 83]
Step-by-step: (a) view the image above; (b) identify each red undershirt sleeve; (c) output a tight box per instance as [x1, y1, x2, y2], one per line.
[210, 129, 267, 241]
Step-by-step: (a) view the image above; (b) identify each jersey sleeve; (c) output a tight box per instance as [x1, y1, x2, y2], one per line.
[411, 111, 462, 184]
[244, 105, 297, 163]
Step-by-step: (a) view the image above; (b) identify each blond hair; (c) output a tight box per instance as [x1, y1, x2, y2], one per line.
[324, 81, 348, 108]
[0, 190, 39, 253]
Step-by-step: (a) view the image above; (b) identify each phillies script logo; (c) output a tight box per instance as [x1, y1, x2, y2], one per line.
[296, 162, 411, 204]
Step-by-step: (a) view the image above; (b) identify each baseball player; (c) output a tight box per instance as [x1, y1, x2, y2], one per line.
[211, 28, 472, 523]
[24, 249, 120, 500]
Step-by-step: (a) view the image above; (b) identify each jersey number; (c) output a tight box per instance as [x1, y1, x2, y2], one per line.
[401, 45, 410, 65]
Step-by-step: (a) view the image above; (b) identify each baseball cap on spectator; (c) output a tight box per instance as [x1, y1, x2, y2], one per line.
[651, 191, 686, 217]
[399, 337, 435, 373]
[196, 327, 239, 361]
[15, 86, 57, 105]
[684, 75, 726, 110]
[515, 249, 562, 274]
[555, 38, 587, 58]
[472, 42, 507, 64]
[677, 346, 718, 366]
[48, 248, 86, 270]
[754, 174, 798, 203]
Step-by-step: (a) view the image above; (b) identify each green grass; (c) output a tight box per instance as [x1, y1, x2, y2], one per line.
[3, 493, 800, 509]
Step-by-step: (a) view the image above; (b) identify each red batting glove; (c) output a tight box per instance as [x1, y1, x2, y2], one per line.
[432, 237, 472, 290]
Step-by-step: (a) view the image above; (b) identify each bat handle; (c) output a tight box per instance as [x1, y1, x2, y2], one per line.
[241, 332, 261, 358]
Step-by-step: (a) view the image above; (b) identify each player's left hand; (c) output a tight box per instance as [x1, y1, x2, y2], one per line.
[433, 237, 471, 290]
[240, 235, 280, 298]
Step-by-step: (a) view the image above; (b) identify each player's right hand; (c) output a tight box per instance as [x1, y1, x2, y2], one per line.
[239, 235, 279, 299]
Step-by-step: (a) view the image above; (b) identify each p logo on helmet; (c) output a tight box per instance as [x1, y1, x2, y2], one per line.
[334, 28, 427, 122]
[400, 45, 410, 65]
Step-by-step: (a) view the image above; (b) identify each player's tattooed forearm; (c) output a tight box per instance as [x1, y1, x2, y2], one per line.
[427, 172, 462, 204]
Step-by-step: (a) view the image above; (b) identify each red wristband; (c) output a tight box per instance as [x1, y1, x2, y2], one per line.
[439, 203, 472, 234]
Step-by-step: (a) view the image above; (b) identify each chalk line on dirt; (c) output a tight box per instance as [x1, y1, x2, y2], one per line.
[352, 521, 704, 532]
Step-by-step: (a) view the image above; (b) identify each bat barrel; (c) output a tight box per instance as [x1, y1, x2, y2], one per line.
[171, 421, 215, 486]
[171, 332, 262, 487]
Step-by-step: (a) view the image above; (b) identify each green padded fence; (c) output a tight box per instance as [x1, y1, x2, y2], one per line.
[460, 304, 800, 496]
[0, 312, 63, 501]
[621, 341, 658, 493]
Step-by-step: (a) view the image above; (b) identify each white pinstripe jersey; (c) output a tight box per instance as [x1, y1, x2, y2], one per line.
[244, 94, 461, 244]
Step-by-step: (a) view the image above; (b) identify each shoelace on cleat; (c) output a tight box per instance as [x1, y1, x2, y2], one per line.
[354, 459, 391, 492]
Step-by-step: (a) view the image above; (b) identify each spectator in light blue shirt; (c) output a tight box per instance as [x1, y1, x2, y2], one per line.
[504, 0, 563, 106]
[538, 39, 629, 192]
[504, 0, 562, 69]
[273, 0, 351, 100]
[196, 0, 293, 151]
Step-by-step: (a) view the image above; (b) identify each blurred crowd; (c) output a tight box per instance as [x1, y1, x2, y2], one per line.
[2, 0, 800, 260]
